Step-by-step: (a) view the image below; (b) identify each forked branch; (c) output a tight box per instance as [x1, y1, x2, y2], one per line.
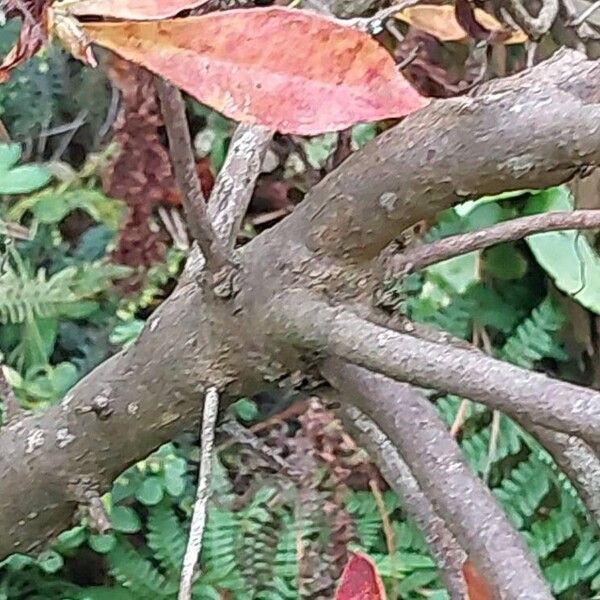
[325, 360, 552, 599]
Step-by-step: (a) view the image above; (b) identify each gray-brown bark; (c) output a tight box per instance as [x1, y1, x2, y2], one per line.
[1, 49, 600, 600]
[326, 361, 552, 600]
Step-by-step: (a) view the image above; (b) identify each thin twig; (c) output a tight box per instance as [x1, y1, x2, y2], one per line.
[339, 404, 467, 599]
[178, 386, 219, 600]
[389, 210, 600, 276]
[207, 124, 274, 251]
[369, 478, 398, 600]
[570, 0, 600, 26]
[155, 79, 229, 274]
[505, 0, 559, 39]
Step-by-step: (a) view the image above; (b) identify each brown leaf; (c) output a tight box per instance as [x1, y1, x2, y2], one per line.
[82, 7, 428, 135]
[454, 0, 501, 42]
[395, 4, 527, 44]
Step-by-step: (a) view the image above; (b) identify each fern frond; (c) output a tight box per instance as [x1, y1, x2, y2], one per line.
[146, 502, 185, 576]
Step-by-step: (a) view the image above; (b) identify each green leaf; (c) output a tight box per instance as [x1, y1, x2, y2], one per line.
[483, 244, 528, 280]
[0, 165, 51, 194]
[54, 525, 87, 553]
[88, 533, 117, 554]
[37, 549, 64, 573]
[427, 252, 478, 294]
[111, 506, 142, 533]
[0, 553, 37, 571]
[135, 477, 164, 506]
[524, 186, 600, 314]
[164, 465, 186, 498]
[0, 144, 22, 170]
[231, 397, 258, 422]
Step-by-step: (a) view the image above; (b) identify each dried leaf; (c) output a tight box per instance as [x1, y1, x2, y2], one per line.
[334, 552, 387, 600]
[0, 0, 53, 81]
[395, 4, 527, 44]
[463, 560, 494, 600]
[454, 0, 502, 42]
[59, 0, 209, 21]
[82, 7, 428, 135]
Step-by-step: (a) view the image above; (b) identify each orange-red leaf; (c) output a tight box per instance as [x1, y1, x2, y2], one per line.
[82, 7, 428, 135]
[61, 0, 209, 21]
[463, 560, 494, 600]
[335, 552, 387, 600]
[395, 5, 527, 45]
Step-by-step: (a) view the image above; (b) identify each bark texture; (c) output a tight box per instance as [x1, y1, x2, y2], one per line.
[1, 51, 600, 599]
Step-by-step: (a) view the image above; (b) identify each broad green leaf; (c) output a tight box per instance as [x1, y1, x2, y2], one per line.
[54, 525, 87, 553]
[524, 187, 600, 314]
[0, 144, 22, 171]
[427, 252, 478, 294]
[483, 244, 528, 280]
[0, 165, 51, 194]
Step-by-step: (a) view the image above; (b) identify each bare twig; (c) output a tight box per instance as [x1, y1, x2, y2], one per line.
[530, 426, 600, 528]
[155, 79, 229, 274]
[505, 0, 559, 39]
[178, 386, 219, 600]
[327, 361, 552, 599]
[275, 296, 600, 446]
[348, 0, 419, 31]
[570, 0, 600, 26]
[389, 210, 600, 276]
[339, 404, 467, 599]
[207, 124, 274, 251]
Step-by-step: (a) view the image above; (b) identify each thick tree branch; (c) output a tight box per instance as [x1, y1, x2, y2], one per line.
[276, 49, 600, 263]
[390, 209, 600, 275]
[326, 360, 552, 600]
[272, 296, 600, 447]
[155, 79, 229, 273]
[338, 403, 467, 599]
[3, 51, 600, 560]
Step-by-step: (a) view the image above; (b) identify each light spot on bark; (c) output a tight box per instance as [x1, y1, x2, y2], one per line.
[127, 402, 139, 415]
[61, 393, 74, 411]
[27, 512, 38, 520]
[26, 429, 45, 454]
[149, 318, 160, 332]
[56, 428, 75, 448]
[378, 192, 399, 213]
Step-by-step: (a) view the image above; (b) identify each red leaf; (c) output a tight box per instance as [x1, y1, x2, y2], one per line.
[334, 552, 387, 600]
[463, 560, 494, 600]
[65, 0, 209, 21]
[82, 7, 428, 135]
[0, 0, 52, 81]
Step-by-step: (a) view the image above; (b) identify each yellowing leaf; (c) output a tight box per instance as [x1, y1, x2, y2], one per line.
[395, 4, 527, 45]
[82, 7, 428, 135]
[57, 0, 209, 21]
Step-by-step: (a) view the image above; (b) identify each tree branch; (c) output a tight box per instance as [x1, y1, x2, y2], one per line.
[325, 360, 552, 600]
[275, 49, 600, 263]
[272, 296, 600, 447]
[390, 209, 600, 275]
[155, 79, 229, 273]
[530, 426, 600, 527]
[337, 403, 467, 599]
[505, 0, 560, 39]
[207, 124, 273, 251]
[3, 50, 600, 561]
